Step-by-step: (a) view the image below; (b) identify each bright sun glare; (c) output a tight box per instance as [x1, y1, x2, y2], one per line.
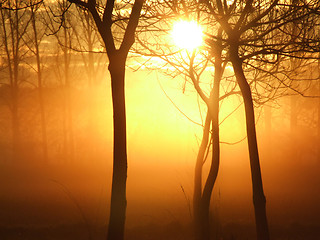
[171, 20, 203, 51]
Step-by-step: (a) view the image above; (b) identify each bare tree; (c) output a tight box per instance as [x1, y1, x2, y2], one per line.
[72, 7, 105, 87]
[28, 0, 49, 162]
[134, 1, 320, 240]
[0, 0, 38, 160]
[71, 7, 108, 161]
[65, 1, 145, 240]
[45, 0, 76, 162]
[132, 2, 236, 239]
[201, 0, 320, 239]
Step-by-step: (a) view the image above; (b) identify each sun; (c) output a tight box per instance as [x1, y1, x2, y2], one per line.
[171, 20, 203, 51]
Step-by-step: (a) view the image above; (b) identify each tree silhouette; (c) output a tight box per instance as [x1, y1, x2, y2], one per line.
[201, 0, 320, 239]
[28, 0, 49, 163]
[71, 7, 107, 161]
[132, 2, 235, 239]
[45, 0, 77, 162]
[65, 1, 144, 240]
[0, 1, 42, 161]
[134, 1, 320, 240]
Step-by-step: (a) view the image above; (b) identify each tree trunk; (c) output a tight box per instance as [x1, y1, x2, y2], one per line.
[193, 113, 211, 240]
[107, 53, 128, 240]
[38, 79, 48, 162]
[65, 1, 143, 239]
[63, 24, 75, 163]
[230, 46, 270, 240]
[200, 51, 221, 240]
[1, 5, 20, 161]
[31, 6, 48, 163]
[194, 31, 222, 240]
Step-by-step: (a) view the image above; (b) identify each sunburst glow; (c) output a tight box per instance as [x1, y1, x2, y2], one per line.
[171, 20, 203, 51]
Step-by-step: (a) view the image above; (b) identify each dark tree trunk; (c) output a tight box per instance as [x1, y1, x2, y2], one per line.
[193, 31, 222, 240]
[193, 113, 211, 240]
[230, 45, 270, 240]
[107, 53, 128, 240]
[200, 50, 221, 240]
[66, 2, 143, 240]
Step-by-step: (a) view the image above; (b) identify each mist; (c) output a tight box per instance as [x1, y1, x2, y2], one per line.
[0, 68, 319, 239]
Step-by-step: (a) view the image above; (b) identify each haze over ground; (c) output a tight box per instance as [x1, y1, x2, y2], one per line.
[0, 69, 319, 239]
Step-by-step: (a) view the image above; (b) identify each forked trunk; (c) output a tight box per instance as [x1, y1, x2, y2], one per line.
[199, 52, 221, 240]
[194, 31, 222, 240]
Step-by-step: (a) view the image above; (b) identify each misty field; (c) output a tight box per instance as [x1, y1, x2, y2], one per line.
[1, 0, 320, 240]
